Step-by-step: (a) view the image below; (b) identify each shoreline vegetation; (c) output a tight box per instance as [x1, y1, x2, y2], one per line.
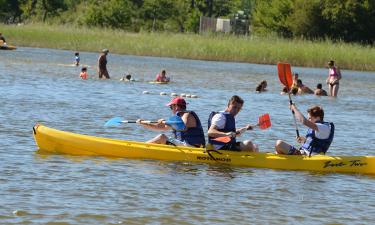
[1, 24, 374, 71]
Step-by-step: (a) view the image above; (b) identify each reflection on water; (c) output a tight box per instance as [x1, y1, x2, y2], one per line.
[1, 47, 375, 224]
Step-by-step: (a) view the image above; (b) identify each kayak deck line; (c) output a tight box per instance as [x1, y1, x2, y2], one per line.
[33, 124, 375, 175]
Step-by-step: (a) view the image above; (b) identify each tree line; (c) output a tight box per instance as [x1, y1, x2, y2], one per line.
[1, 0, 374, 44]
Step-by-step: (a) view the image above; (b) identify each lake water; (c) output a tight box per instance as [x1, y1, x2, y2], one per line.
[1, 47, 375, 224]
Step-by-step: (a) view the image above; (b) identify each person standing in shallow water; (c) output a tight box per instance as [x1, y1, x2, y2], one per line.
[326, 60, 341, 97]
[98, 49, 110, 79]
[74, 52, 80, 66]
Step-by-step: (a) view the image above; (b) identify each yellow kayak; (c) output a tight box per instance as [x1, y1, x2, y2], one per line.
[33, 124, 375, 175]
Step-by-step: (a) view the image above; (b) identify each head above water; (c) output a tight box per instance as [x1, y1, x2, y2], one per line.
[75, 52, 79, 56]
[102, 49, 109, 54]
[317, 83, 322, 89]
[81, 67, 87, 72]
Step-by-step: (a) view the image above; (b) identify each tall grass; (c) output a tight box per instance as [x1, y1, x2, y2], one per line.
[2, 23, 374, 71]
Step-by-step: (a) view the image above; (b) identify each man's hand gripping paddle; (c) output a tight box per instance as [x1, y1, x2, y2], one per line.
[212, 113, 271, 143]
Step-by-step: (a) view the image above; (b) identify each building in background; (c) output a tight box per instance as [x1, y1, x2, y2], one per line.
[199, 11, 249, 35]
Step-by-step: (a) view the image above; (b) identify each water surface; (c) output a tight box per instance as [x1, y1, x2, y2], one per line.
[1, 47, 375, 224]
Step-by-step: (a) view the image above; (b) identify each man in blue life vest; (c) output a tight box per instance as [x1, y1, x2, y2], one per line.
[137, 97, 205, 147]
[207, 95, 259, 152]
[275, 105, 334, 156]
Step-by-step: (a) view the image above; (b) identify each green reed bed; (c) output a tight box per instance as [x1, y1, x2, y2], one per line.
[1, 24, 374, 71]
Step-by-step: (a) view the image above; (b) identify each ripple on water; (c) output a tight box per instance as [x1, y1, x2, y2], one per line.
[1, 47, 375, 224]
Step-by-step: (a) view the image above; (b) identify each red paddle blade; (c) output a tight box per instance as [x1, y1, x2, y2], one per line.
[212, 136, 231, 143]
[258, 113, 271, 129]
[277, 63, 293, 91]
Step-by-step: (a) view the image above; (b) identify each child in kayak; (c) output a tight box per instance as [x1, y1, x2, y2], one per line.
[80, 67, 88, 80]
[275, 105, 334, 156]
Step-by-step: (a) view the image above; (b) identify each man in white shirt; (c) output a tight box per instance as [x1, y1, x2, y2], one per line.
[207, 95, 259, 152]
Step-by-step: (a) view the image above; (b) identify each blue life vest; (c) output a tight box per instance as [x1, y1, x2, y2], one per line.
[207, 112, 236, 149]
[301, 121, 335, 155]
[173, 111, 206, 147]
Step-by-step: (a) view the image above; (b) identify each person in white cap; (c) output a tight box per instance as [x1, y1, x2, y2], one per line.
[137, 97, 206, 147]
[97, 49, 110, 79]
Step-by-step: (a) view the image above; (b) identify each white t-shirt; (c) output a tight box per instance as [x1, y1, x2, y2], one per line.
[211, 111, 229, 129]
[301, 122, 331, 155]
[315, 123, 331, 139]
[210, 111, 231, 150]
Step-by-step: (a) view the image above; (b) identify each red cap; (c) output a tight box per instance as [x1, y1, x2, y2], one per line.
[166, 97, 187, 106]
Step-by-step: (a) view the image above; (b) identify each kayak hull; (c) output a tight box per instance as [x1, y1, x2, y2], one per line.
[33, 124, 375, 175]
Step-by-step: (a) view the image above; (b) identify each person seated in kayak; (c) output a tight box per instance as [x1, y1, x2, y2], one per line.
[0, 32, 7, 46]
[314, 83, 328, 96]
[155, 69, 170, 82]
[275, 105, 334, 156]
[296, 79, 314, 94]
[255, 80, 267, 93]
[137, 97, 205, 147]
[207, 95, 259, 152]
[74, 52, 80, 66]
[80, 67, 88, 80]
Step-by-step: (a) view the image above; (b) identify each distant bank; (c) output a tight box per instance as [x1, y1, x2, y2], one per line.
[1, 24, 374, 71]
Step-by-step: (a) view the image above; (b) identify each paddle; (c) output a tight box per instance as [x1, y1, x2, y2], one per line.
[104, 115, 186, 131]
[212, 113, 272, 143]
[277, 62, 300, 137]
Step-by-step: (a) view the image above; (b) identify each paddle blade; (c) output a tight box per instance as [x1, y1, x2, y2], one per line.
[104, 117, 124, 126]
[258, 113, 271, 129]
[212, 136, 231, 143]
[277, 63, 293, 90]
[165, 115, 186, 131]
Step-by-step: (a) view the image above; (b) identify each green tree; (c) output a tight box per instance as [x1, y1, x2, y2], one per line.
[81, 0, 134, 29]
[0, 0, 23, 23]
[252, 0, 293, 37]
[286, 0, 328, 39]
[321, 0, 375, 43]
[142, 0, 175, 31]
